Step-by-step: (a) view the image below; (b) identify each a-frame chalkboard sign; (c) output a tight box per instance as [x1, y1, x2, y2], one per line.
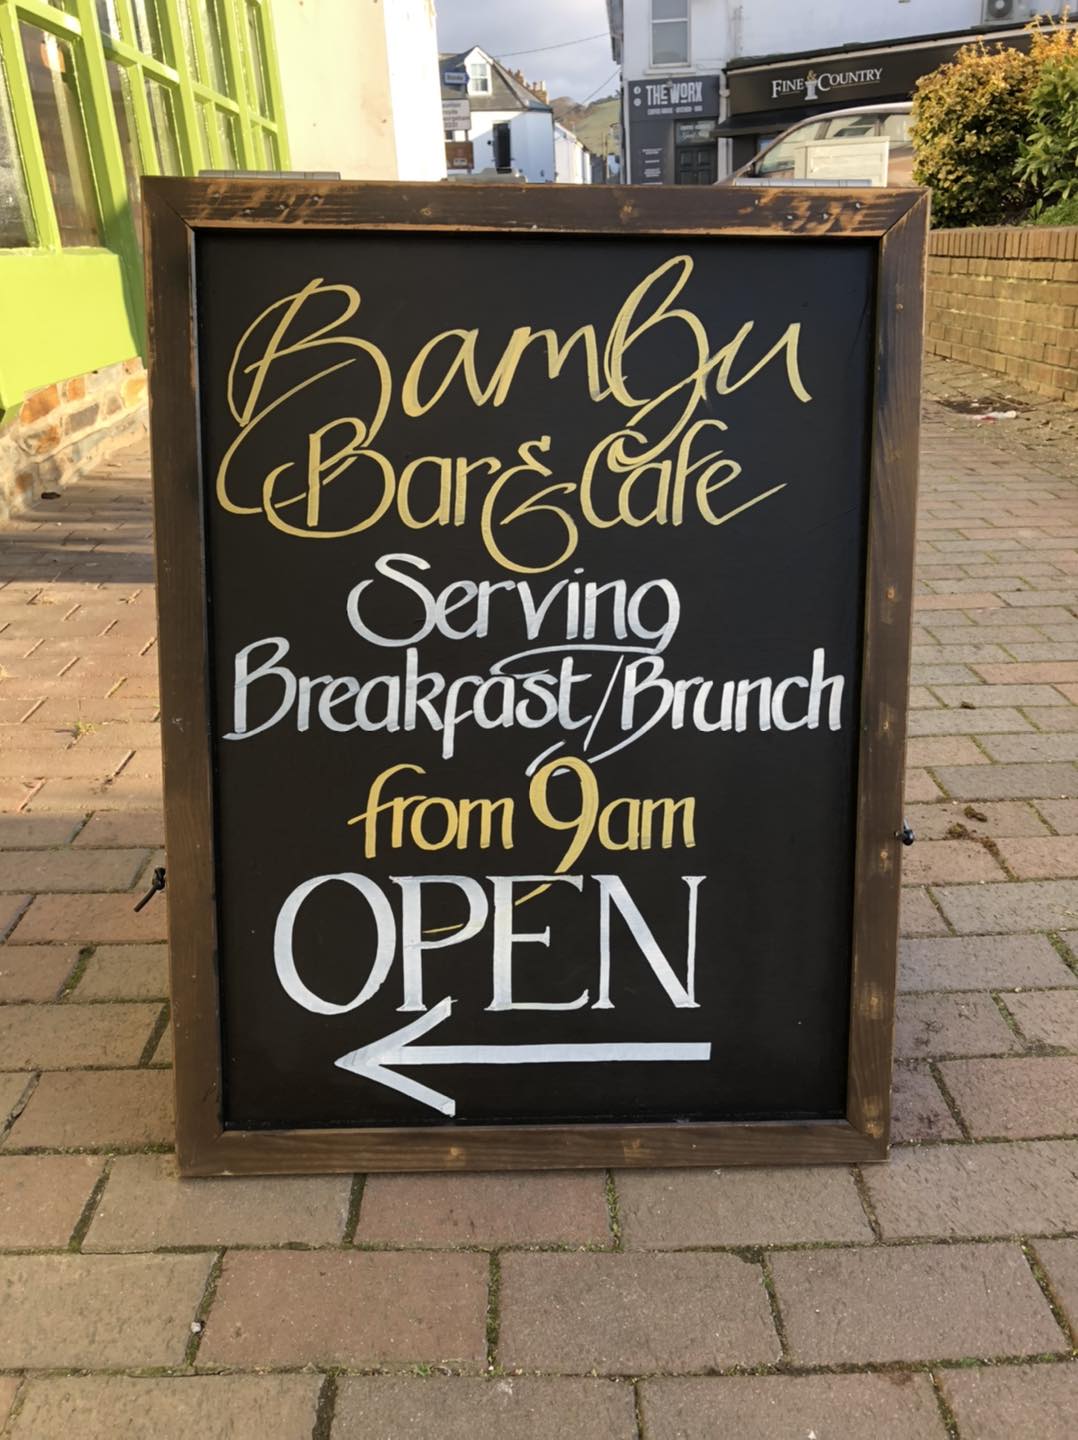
[144, 178, 926, 1176]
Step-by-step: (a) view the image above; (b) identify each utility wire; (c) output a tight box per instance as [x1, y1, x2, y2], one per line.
[497, 32, 608, 58]
[562, 67, 622, 113]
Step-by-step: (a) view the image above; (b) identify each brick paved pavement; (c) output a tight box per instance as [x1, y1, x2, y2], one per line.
[0, 360, 1076, 1436]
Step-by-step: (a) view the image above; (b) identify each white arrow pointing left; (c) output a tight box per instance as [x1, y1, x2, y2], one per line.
[334, 996, 712, 1117]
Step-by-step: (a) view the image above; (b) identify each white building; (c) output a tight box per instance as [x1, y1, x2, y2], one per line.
[554, 122, 595, 184]
[606, 1, 1070, 183]
[441, 47, 595, 182]
[276, 0, 445, 180]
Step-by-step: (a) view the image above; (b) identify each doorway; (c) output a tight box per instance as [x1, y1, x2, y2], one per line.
[492, 122, 511, 173]
[675, 144, 717, 184]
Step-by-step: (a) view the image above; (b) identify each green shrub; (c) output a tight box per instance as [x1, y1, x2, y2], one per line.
[911, 42, 1038, 227]
[1017, 25, 1078, 211]
[1031, 193, 1078, 224]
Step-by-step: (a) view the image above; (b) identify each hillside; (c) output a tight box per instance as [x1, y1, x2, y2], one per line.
[551, 94, 619, 157]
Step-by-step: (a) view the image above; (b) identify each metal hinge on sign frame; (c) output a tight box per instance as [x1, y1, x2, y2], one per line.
[134, 866, 166, 912]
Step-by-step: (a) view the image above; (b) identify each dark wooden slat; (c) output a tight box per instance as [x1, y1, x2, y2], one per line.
[144, 185, 226, 1174]
[144, 176, 923, 238]
[181, 1119, 883, 1177]
[845, 191, 930, 1154]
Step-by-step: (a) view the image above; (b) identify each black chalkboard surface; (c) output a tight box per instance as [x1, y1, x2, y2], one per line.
[145, 180, 926, 1175]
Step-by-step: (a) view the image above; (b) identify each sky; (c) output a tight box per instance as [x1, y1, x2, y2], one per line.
[435, 0, 619, 104]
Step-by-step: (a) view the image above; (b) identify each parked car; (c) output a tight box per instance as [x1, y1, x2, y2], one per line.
[721, 103, 915, 187]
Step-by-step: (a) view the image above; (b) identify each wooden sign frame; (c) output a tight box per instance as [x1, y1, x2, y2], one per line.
[144, 178, 927, 1177]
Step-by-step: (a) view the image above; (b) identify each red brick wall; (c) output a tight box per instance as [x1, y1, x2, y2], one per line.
[926, 227, 1078, 405]
[0, 361, 147, 521]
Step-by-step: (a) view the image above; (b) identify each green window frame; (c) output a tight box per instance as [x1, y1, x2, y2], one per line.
[0, 0, 289, 420]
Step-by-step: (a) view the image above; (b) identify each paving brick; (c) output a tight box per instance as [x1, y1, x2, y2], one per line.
[929, 625, 1045, 647]
[639, 1374, 947, 1440]
[200, 1250, 487, 1368]
[1009, 579, 1078, 600]
[0, 747, 131, 779]
[905, 768, 945, 803]
[933, 879, 1078, 933]
[72, 942, 168, 999]
[333, 1377, 635, 1440]
[0, 848, 146, 893]
[498, 1253, 779, 1374]
[906, 736, 988, 767]
[0, 1002, 159, 1069]
[915, 591, 1004, 610]
[84, 1152, 350, 1251]
[0, 1252, 212, 1367]
[1007, 645, 1078, 665]
[977, 606, 1074, 623]
[0, 944, 78, 1001]
[72, 809, 164, 847]
[1036, 1239, 1078, 1332]
[8, 1376, 322, 1440]
[913, 644, 1012, 666]
[0, 1154, 102, 1247]
[5, 1068, 172, 1148]
[0, 1073, 29, 1129]
[771, 1243, 1062, 1364]
[32, 697, 159, 725]
[976, 662, 1078, 684]
[933, 684, 1070, 708]
[10, 892, 166, 943]
[904, 800, 1050, 840]
[895, 993, 1018, 1058]
[357, 1172, 610, 1247]
[1062, 930, 1078, 963]
[940, 1057, 1078, 1137]
[615, 1168, 872, 1248]
[932, 763, 1078, 800]
[0, 1379, 17, 1428]
[0, 780, 37, 811]
[18, 780, 122, 813]
[1004, 989, 1078, 1049]
[900, 934, 1074, 991]
[0, 815, 82, 847]
[908, 685, 941, 707]
[1025, 705, 1078, 731]
[907, 706, 1031, 735]
[983, 733, 1078, 763]
[995, 835, 1078, 877]
[911, 664, 979, 686]
[938, 1364, 1078, 1440]
[899, 888, 950, 937]
[152, 1024, 172, 1064]
[865, 1140, 1078, 1239]
[0, 894, 30, 940]
[890, 1064, 962, 1142]
[74, 722, 161, 751]
[901, 840, 1005, 884]
[0, 696, 39, 722]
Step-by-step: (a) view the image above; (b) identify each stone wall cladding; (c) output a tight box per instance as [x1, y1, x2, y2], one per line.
[0, 360, 148, 522]
[926, 227, 1078, 406]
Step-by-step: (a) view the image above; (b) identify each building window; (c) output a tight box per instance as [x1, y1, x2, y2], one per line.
[0, 0, 291, 420]
[19, 25, 101, 246]
[652, 0, 689, 67]
[105, 59, 144, 238]
[129, 0, 164, 61]
[0, 54, 34, 246]
[467, 58, 490, 95]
